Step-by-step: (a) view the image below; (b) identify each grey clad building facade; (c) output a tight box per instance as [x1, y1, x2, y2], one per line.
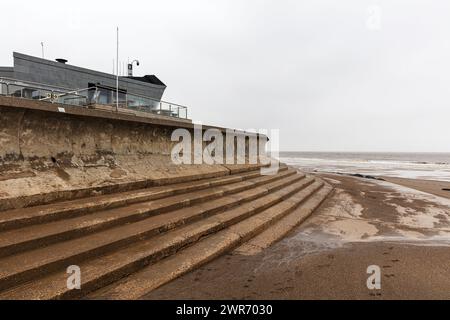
[0, 67, 14, 78]
[0, 52, 166, 102]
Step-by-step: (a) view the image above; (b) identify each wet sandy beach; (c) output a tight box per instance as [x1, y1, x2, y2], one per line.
[144, 174, 450, 300]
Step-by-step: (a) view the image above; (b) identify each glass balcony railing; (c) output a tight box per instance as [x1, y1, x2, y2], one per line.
[0, 77, 188, 119]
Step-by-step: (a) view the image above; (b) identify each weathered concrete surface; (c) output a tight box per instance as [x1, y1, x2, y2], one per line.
[0, 169, 332, 300]
[0, 97, 267, 210]
[144, 174, 450, 300]
[0, 98, 327, 301]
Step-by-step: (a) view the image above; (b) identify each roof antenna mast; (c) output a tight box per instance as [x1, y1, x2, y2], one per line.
[41, 42, 45, 59]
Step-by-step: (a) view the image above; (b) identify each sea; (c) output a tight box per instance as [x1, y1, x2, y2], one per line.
[277, 152, 450, 182]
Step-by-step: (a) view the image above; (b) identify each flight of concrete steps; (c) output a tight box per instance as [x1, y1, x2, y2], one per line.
[0, 165, 332, 300]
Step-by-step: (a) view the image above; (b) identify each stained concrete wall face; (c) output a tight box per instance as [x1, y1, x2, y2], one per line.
[12, 53, 166, 100]
[0, 107, 22, 161]
[2, 108, 232, 161]
[0, 105, 262, 167]
[0, 107, 176, 164]
[0, 99, 268, 210]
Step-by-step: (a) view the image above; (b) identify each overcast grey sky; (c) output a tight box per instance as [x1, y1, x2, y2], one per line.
[1, 0, 449, 152]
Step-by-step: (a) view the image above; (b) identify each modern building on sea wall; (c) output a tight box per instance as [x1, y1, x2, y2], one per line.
[0, 52, 188, 118]
[0, 52, 166, 99]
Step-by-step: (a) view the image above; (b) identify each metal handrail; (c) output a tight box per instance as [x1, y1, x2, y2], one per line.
[125, 90, 188, 110]
[0, 77, 188, 119]
[0, 79, 87, 105]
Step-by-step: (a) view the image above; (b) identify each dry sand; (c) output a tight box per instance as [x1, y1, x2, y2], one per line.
[144, 174, 450, 300]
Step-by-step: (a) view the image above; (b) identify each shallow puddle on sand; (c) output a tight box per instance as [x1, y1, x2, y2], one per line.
[376, 180, 450, 207]
[323, 218, 379, 240]
[245, 176, 450, 275]
[274, 179, 450, 262]
[251, 232, 344, 273]
[373, 180, 450, 230]
[322, 189, 364, 219]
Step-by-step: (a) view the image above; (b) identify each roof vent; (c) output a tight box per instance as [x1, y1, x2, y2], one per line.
[55, 58, 68, 64]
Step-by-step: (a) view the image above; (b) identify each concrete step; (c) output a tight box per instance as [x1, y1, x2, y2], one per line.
[223, 163, 279, 174]
[86, 180, 326, 299]
[234, 182, 333, 256]
[0, 162, 283, 212]
[0, 172, 308, 293]
[0, 166, 287, 232]
[0, 175, 313, 299]
[0, 169, 298, 257]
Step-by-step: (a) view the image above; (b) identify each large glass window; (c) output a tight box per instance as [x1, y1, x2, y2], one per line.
[87, 83, 126, 106]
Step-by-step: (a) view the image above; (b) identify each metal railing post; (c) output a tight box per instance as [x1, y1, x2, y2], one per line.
[0, 77, 190, 119]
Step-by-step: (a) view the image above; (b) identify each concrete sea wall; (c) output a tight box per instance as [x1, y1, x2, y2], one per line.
[0, 97, 266, 210]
